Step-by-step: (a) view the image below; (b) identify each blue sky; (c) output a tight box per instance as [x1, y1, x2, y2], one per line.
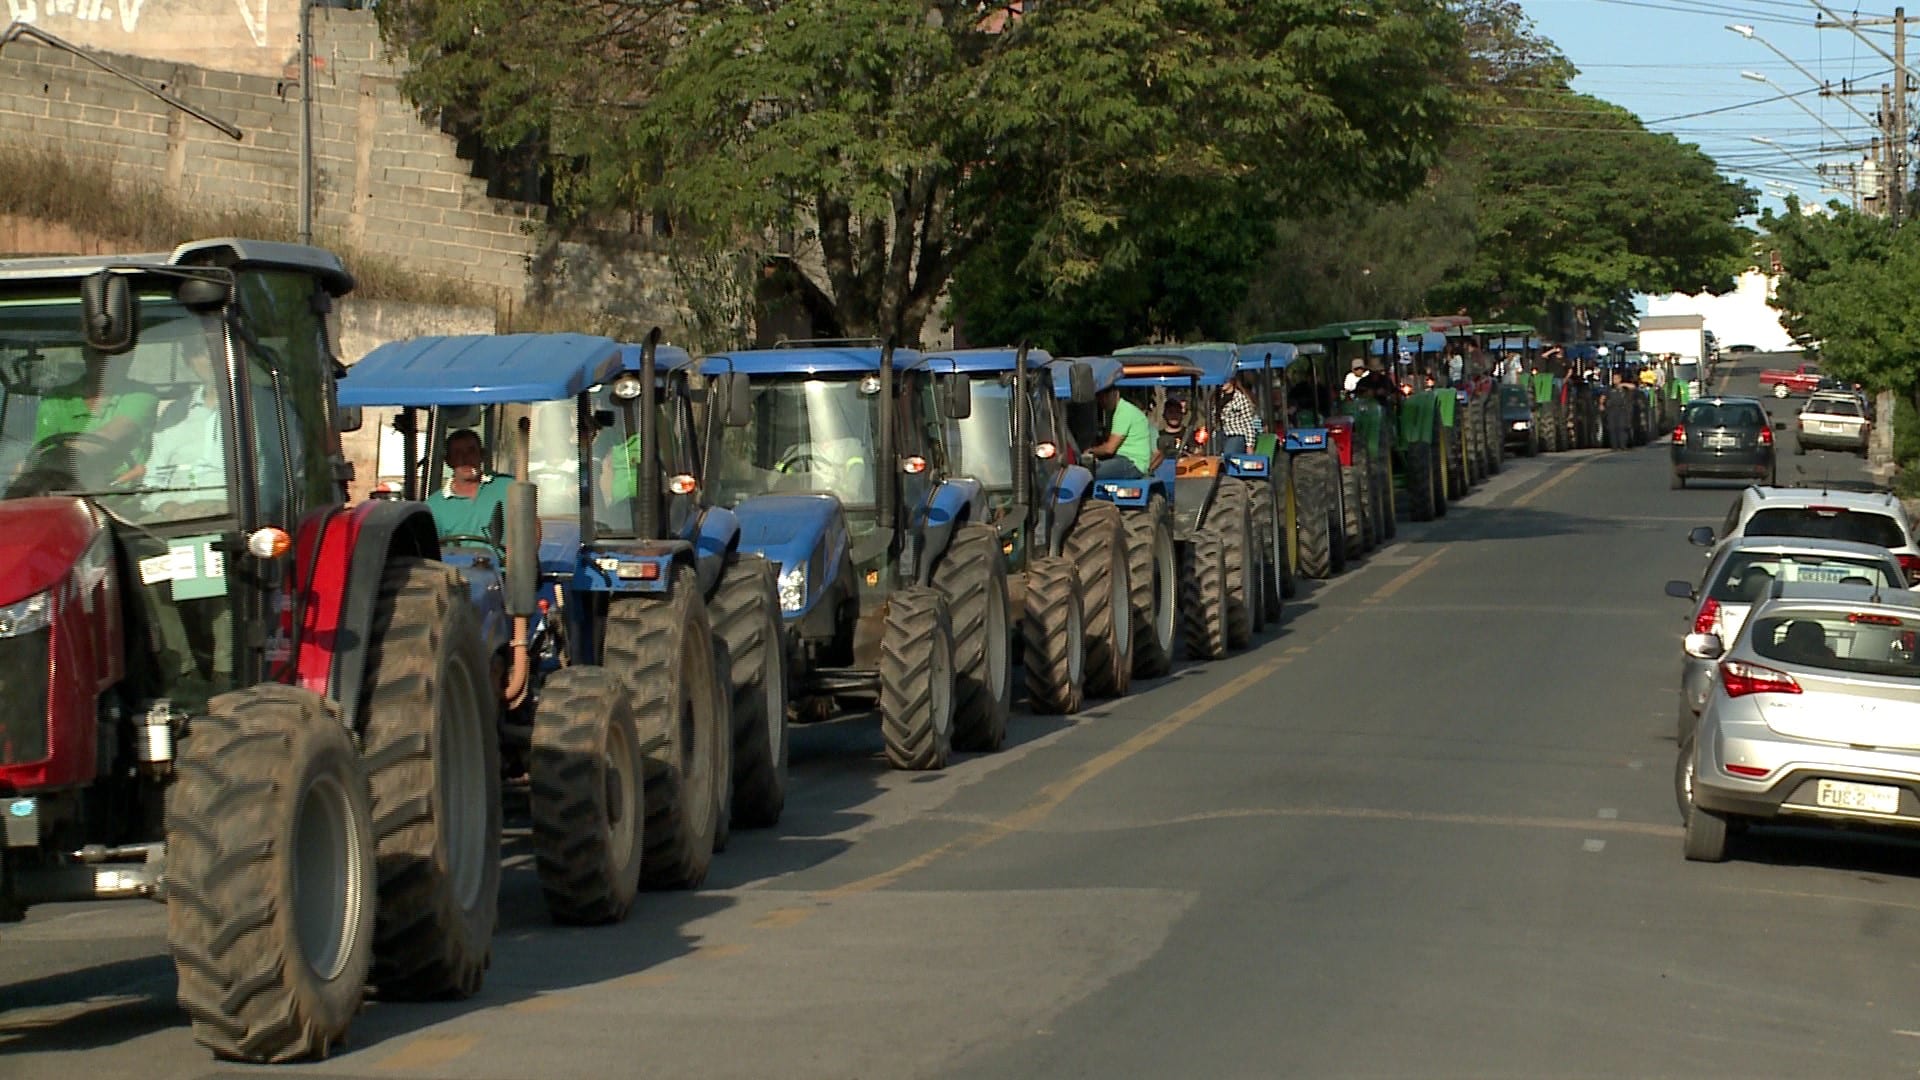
[1519, 0, 1903, 215]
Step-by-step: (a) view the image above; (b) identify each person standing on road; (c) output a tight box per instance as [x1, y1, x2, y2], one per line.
[1604, 373, 1635, 451]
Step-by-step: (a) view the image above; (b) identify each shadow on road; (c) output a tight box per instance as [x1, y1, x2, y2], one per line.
[0, 955, 180, 1054]
[1729, 824, 1920, 883]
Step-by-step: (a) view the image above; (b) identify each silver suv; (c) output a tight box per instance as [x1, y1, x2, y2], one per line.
[1795, 391, 1871, 456]
[1678, 582, 1920, 861]
[1689, 485, 1920, 584]
[1664, 538, 1906, 739]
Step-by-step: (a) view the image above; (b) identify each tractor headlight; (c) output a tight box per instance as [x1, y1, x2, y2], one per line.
[777, 564, 806, 613]
[0, 590, 51, 638]
[1511, 420, 1530, 431]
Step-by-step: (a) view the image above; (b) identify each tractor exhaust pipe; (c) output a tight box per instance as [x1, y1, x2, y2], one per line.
[637, 328, 663, 540]
[876, 339, 896, 543]
[502, 415, 535, 710]
[1011, 342, 1031, 516]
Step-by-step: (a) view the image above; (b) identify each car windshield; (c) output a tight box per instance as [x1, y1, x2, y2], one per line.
[1711, 552, 1899, 602]
[706, 374, 881, 508]
[1750, 610, 1920, 679]
[1676, 362, 1698, 383]
[1744, 507, 1906, 549]
[952, 378, 1017, 489]
[1500, 386, 1529, 408]
[1683, 402, 1763, 428]
[0, 293, 232, 526]
[1805, 398, 1862, 417]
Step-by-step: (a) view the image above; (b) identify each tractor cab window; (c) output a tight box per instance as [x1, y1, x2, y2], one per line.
[0, 292, 234, 527]
[707, 374, 882, 511]
[951, 374, 1018, 490]
[235, 271, 337, 527]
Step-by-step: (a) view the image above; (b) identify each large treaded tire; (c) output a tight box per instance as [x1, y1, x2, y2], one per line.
[1125, 496, 1179, 678]
[1444, 426, 1468, 499]
[1066, 500, 1133, 698]
[1180, 529, 1230, 660]
[529, 668, 644, 925]
[1485, 403, 1505, 474]
[1205, 479, 1256, 649]
[1371, 458, 1395, 542]
[609, 567, 729, 891]
[1294, 453, 1338, 579]
[710, 556, 789, 829]
[880, 586, 956, 770]
[1022, 556, 1085, 715]
[1250, 482, 1285, 625]
[168, 686, 375, 1063]
[1405, 440, 1436, 522]
[357, 558, 500, 1001]
[935, 523, 1012, 753]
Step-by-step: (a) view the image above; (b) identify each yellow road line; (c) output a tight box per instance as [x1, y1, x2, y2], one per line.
[692, 943, 750, 960]
[752, 907, 816, 930]
[1362, 545, 1449, 604]
[1511, 457, 1592, 508]
[815, 653, 1297, 900]
[373, 1033, 481, 1071]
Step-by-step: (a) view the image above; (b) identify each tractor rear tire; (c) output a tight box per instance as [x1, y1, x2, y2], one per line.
[357, 558, 500, 1001]
[1206, 478, 1257, 649]
[1066, 501, 1133, 698]
[1445, 428, 1468, 499]
[1340, 465, 1365, 561]
[1406, 441, 1436, 522]
[1250, 482, 1285, 624]
[1125, 496, 1179, 678]
[608, 567, 729, 891]
[1486, 408, 1505, 474]
[529, 668, 645, 925]
[1372, 460, 1395, 541]
[881, 586, 957, 770]
[168, 685, 375, 1063]
[1022, 556, 1085, 715]
[710, 556, 789, 829]
[1294, 453, 1338, 578]
[935, 523, 1012, 753]
[1181, 529, 1230, 661]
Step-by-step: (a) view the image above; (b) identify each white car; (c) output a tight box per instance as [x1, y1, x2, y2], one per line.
[1796, 391, 1871, 456]
[1691, 486, 1920, 585]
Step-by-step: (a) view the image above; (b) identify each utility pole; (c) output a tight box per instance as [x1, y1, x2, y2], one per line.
[1813, 0, 1917, 221]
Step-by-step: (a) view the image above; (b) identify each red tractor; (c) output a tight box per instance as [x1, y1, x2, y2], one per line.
[0, 240, 498, 1061]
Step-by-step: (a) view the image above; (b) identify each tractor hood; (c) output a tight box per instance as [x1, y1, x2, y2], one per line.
[732, 495, 843, 571]
[0, 498, 102, 606]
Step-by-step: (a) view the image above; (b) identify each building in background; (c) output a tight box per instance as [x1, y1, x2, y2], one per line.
[1645, 270, 1797, 353]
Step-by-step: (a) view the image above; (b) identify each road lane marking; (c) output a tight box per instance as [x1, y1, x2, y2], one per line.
[1082, 805, 1680, 838]
[752, 907, 816, 930]
[1583, 839, 1606, 853]
[693, 943, 750, 960]
[815, 652, 1297, 899]
[1511, 458, 1593, 508]
[374, 1033, 480, 1071]
[1363, 545, 1449, 604]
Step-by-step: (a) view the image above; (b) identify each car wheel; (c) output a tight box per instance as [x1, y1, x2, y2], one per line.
[1683, 803, 1730, 862]
[1773, 384, 1789, 399]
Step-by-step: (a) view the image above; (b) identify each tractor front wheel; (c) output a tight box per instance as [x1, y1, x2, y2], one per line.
[529, 668, 645, 924]
[1181, 529, 1230, 661]
[1250, 482, 1285, 624]
[1125, 495, 1179, 677]
[1206, 479, 1257, 649]
[1022, 556, 1085, 715]
[710, 556, 790, 829]
[1294, 454, 1339, 578]
[880, 587, 957, 770]
[936, 523, 1013, 753]
[1066, 500, 1133, 698]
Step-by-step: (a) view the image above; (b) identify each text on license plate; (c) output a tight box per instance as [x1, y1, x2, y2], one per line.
[1815, 779, 1901, 815]
[1820, 422, 1848, 433]
[1706, 435, 1737, 448]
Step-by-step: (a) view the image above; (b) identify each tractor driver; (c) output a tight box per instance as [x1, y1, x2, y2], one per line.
[1085, 384, 1153, 480]
[428, 428, 510, 542]
[10, 345, 158, 495]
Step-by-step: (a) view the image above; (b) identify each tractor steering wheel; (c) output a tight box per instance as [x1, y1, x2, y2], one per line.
[23, 430, 123, 490]
[776, 447, 827, 474]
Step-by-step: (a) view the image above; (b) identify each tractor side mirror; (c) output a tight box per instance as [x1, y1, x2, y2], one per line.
[1687, 526, 1716, 548]
[722, 372, 753, 428]
[1664, 580, 1695, 600]
[336, 405, 364, 433]
[943, 373, 972, 419]
[1069, 363, 1096, 404]
[80, 271, 138, 355]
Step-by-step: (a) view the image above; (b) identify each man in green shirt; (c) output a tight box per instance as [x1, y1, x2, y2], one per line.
[1086, 387, 1154, 479]
[428, 429, 510, 541]
[28, 350, 158, 489]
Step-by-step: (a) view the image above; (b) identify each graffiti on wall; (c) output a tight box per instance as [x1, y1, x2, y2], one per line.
[5, 0, 270, 46]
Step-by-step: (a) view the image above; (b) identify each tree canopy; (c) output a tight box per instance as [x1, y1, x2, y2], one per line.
[1762, 202, 1920, 397]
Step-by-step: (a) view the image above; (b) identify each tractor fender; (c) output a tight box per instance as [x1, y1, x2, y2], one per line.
[1171, 475, 1217, 536]
[1046, 463, 1094, 557]
[291, 499, 441, 732]
[1285, 427, 1332, 454]
[689, 505, 740, 597]
[732, 494, 849, 622]
[438, 548, 511, 655]
[917, 478, 977, 585]
[1222, 452, 1273, 482]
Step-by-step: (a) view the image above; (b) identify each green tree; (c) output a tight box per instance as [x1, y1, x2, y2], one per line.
[377, 0, 1467, 345]
[1763, 203, 1920, 400]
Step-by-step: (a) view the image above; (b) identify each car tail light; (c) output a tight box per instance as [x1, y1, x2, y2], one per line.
[1899, 554, 1920, 585]
[1724, 762, 1772, 779]
[1693, 597, 1720, 635]
[1758, 425, 1773, 446]
[1720, 659, 1801, 698]
[1673, 425, 1686, 446]
[1848, 612, 1904, 626]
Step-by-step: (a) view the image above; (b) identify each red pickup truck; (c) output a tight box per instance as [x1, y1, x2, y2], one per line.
[1759, 362, 1821, 398]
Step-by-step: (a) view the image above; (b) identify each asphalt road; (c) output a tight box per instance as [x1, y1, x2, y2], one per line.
[7, 352, 1915, 1079]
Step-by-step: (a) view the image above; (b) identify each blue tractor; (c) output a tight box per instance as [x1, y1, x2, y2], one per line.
[925, 346, 1131, 713]
[696, 342, 1005, 770]
[339, 332, 779, 926]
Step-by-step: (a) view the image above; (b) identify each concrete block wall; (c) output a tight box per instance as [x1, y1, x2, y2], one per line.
[0, 8, 540, 299]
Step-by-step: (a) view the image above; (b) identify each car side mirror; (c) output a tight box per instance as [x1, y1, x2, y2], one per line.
[1687, 526, 1716, 547]
[943, 373, 973, 420]
[1069, 363, 1096, 405]
[80, 271, 138, 355]
[1665, 580, 1695, 600]
[1683, 633, 1724, 660]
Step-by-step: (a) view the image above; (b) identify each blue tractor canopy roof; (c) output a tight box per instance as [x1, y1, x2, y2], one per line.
[919, 346, 1056, 375]
[1049, 356, 1124, 396]
[1115, 342, 1239, 385]
[614, 341, 697, 375]
[1235, 343, 1299, 370]
[698, 345, 926, 377]
[339, 333, 626, 407]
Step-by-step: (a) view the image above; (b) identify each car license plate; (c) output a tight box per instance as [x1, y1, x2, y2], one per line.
[1821, 422, 1847, 434]
[1706, 434, 1736, 449]
[1815, 779, 1901, 815]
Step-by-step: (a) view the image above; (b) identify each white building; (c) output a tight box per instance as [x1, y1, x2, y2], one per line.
[1644, 270, 1798, 353]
